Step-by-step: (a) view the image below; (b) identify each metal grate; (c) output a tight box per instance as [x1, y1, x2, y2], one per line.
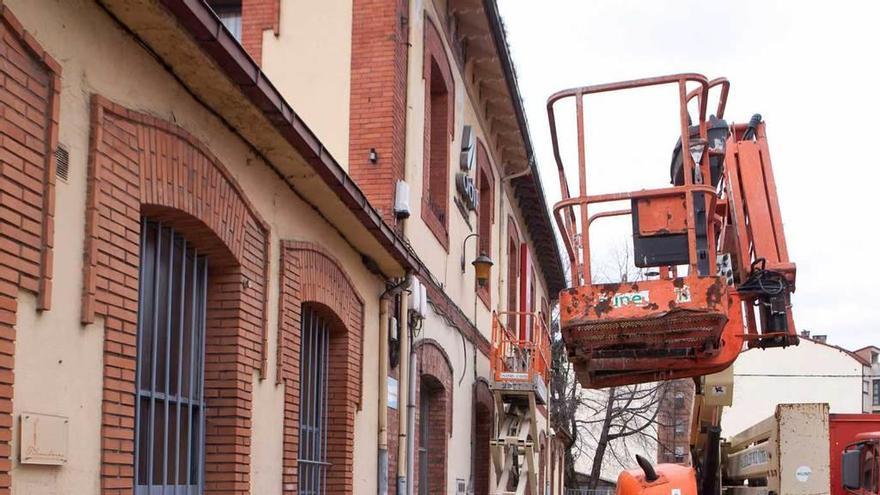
[55, 145, 69, 182]
[134, 219, 208, 495]
[297, 305, 330, 495]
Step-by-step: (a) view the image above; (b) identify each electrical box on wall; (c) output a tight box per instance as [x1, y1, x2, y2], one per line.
[394, 180, 411, 219]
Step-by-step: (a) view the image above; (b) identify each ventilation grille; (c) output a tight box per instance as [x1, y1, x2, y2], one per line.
[55, 145, 69, 182]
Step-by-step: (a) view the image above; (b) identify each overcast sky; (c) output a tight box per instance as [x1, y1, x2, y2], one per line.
[497, 0, 880, 351]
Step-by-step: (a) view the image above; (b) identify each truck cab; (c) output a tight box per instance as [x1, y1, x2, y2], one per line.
[842, 433, 880, 494]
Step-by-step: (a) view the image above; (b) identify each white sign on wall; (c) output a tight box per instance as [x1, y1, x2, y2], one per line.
[20, 412, 68, 465]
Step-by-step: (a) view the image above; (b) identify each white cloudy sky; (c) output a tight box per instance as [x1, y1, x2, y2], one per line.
[497, 0, 880, 351]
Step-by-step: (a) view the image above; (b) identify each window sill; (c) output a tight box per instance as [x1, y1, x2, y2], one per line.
[421, 201, 449, 251]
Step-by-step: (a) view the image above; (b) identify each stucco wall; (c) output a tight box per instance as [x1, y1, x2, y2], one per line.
[722, 339, 864, 436]
[261, 0, 353, 169]
[5, 0, 383, 493]
[403, 1, 553, 343]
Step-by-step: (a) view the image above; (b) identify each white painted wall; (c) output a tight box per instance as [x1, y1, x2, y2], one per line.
[722, 339, 864, 436]
[261, 0, 353, 168]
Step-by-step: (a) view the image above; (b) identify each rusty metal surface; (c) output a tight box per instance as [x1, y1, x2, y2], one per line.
[548, 73, 799, 388]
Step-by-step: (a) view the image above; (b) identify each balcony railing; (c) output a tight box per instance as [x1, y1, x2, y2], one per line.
[490, 311, 551, 386]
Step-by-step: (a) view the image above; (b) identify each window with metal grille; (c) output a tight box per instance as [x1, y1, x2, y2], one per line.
[298, 305, 330, 495]
[135, 219, 208, 494]
[873, 380, 880, 406]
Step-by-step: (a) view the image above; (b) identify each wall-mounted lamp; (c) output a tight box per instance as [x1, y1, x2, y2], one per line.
[369, 148, 378, 164]
[472, 253, 493, 287]
[461, 233, 493, 286]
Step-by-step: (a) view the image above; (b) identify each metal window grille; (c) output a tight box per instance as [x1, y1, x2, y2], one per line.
[298, 306, 331, 495]
[135, 219, 208, 495]
[874, 380, 880, 406]
[418, 385, 430, 495]
[55, 145, 69, 182]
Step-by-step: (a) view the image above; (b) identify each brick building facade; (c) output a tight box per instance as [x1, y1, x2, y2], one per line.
[656, 379, 695, 465]
[0, 0, 565, 494]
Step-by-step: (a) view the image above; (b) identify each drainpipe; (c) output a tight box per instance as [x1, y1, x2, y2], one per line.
[379, 275, 411, 495]
[406, 338, 417, 495]
[397, 282, 411, 495]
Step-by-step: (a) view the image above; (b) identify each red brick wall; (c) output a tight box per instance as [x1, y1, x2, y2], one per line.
[420, 16, 454, 250]
[473, 379, 494, 495]
[240, 0, 279, 64]
[0, 5, 59, 493]
[277, 241, 365, 494]
[387, 339, 455, 494]
[475, 140, 494, 308]
[348, 0, 409, 225]
[413, 340, 453, 495]
[83, 96, 270, 494]
[507, 217, 520, 335]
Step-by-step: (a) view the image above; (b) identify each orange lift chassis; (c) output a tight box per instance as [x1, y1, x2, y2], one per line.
[547, 73, 798, 389]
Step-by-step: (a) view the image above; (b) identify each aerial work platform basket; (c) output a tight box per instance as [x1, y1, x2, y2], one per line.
[549, 74, 798, 388]
[489, 311, 551, 495]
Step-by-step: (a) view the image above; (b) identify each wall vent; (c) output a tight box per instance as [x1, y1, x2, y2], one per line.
[55, 145, 69, 182]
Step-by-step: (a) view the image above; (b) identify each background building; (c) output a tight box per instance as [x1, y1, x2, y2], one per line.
[721, 334, 867, 435]
[854, 345, 880, 413]
[656, 379, 695, 464]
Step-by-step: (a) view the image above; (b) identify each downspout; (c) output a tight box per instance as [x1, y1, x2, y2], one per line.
[379, 274, 411, 495]
[406, 333, 417, 495]
[397, 284, 411, 495]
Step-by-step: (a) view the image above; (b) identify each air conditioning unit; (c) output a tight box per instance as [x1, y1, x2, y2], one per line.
[394, 180, 411, 219]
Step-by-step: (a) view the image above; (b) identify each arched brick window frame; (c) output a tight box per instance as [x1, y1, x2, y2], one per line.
[472, 378, 494, 495]
[83, 96, 270, 494]
[506, 217, 520, 335]
[0, 6, 60, 492]
[414, 339, 454, 494]
[421, 16, 455, 250]
[475, 140, 495, 308]
[277, 241, 365, 494]
[538, 432, 548, 495]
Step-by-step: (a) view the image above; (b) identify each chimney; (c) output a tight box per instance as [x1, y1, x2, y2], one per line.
[813, 335, 828, 343]
[800, 330, 810, 338]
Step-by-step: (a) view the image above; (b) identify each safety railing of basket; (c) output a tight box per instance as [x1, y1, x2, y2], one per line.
[546, 74, 732, 287]
[491, 311, 551, 384]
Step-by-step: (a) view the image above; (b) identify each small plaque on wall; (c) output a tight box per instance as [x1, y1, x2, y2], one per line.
[20, 412, 69, 465]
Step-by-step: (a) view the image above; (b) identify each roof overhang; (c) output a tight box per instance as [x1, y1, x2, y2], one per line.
[447, 0, 566, 295]
[96, 0, 420, 278]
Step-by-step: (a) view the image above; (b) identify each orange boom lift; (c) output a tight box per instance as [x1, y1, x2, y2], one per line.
[548, 73, 797, 389]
